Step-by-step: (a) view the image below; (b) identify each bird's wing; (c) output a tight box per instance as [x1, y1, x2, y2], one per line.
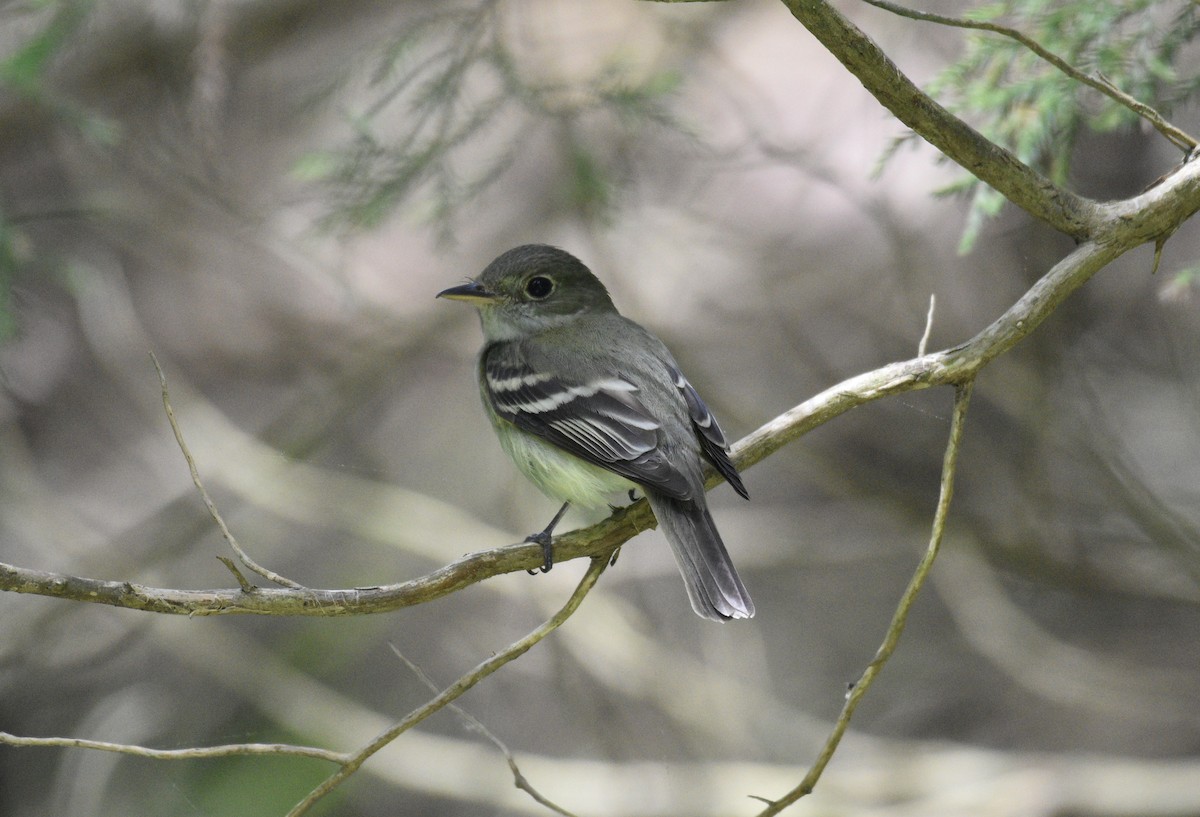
[482, 342, 692, 500]
[668, 365, 749, 500]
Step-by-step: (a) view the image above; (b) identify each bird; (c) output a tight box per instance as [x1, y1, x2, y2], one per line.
[437, 244, 753, 621]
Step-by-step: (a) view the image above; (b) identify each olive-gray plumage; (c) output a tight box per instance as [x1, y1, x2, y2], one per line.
[438, 244, 753, 621]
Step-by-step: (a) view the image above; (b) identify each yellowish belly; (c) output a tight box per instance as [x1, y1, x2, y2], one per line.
[496, 423, 636, 508]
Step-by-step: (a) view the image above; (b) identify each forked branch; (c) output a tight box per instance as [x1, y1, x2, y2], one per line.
[752, 380, 974, 814]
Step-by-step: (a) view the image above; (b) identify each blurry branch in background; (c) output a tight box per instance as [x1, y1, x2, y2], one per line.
[0, 212, 15, 341]
[0, 0, 119, 145]
[933, 539, 1200, 725]
[755, 381, 973, 815]
[4, 146, 1200, 614]
[301, 0, 688, 234]
[302, 1, 510, 232]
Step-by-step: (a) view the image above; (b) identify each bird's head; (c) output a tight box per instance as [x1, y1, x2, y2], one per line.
[437, 244, 616, 339]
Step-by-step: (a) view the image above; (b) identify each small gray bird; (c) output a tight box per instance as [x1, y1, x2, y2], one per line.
[438, 244, 753, 621]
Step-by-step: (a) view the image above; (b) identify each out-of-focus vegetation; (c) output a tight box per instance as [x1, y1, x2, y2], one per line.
[2, 1, 1200, 816]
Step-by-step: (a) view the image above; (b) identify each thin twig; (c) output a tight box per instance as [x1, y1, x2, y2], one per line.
[918, 293, 936, 357]
[753, 379, 975, 815]
[860, 0, 1198, 152]
[216, 555, 255, 592]
[151, 352, 304, 590]
[0, 730, 346, 764]
[389, 645, 580, 817]
[286, 554, 609, 817]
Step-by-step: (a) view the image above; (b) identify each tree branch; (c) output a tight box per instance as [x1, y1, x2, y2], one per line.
[389, 645, 580, 817]
[0, 731, 346, 764]
[286, 554, 609, 816]
[1, 561, 607, 816]
[780, 0, 1098, 238]
[152, 351, 304, 590]
[754, 380, 974, 814]
[859, 0, 1197, 153]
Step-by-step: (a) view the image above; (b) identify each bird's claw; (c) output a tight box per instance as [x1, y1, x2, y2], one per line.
[524, 531, 554, 575]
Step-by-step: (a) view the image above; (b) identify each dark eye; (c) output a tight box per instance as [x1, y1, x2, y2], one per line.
[525, 275, 554, 299]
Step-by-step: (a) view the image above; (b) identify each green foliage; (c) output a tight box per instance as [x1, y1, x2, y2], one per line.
[0, 1, 121, 342]
[0, 0, 117, 144]
[893, 0, 1200, 252]
[301, 3, 688, 236]
[0, 0, 83, 92]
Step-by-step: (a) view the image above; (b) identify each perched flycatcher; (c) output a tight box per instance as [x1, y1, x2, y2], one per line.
[438, 244, 753, 621]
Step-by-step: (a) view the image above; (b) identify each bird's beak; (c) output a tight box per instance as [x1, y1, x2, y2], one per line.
[436, 280, 499, 304]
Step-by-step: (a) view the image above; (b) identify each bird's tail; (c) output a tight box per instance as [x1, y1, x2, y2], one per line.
[646, 492, 754, 621]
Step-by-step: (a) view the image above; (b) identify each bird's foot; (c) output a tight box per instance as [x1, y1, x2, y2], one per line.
[524, 531, 554, 575]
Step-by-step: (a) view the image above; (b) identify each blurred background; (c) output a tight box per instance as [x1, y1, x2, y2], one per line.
[2, 0, 1200, 815]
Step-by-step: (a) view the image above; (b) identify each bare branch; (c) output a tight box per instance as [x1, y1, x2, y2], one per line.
[389, 645, 580, 817]
[918, 293, 935, 357]
[286, 554, 609, 816]
[152, 352, 304, 590]
[754, 379, 975, 814]
[216, 555, 256, 593]
[0, 730, 346, 764]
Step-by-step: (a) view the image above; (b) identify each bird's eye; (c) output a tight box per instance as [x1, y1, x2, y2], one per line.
[525, 275, 554, 299]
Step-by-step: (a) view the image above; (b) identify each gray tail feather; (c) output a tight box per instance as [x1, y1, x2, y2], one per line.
[646, 492, 755, 621]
